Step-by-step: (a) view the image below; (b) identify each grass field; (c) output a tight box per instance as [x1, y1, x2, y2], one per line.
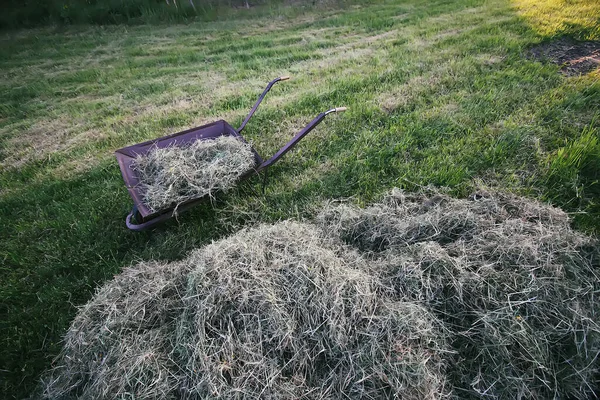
[1, 0, 599, 397]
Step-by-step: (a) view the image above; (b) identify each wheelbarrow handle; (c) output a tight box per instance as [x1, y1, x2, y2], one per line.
[257, 107, 347, 171]
[238, 76, 290, 133]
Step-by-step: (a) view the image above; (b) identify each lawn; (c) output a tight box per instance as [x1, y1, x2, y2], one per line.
[0, 0, 599, 397]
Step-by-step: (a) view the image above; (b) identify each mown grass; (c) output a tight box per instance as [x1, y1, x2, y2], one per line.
[1, 0, 599, 398]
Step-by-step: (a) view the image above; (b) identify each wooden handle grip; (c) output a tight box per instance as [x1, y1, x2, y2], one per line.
[279, 75, 291, 81]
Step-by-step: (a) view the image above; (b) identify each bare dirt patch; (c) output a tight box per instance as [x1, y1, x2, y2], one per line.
[528, 38, 600, 76]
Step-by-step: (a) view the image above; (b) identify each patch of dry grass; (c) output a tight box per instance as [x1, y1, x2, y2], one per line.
[0, 118, 78, 169]
[377, 69, 444, 113]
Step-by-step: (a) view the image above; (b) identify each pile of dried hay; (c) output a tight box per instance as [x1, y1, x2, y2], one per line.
[176, 222, 449, 399]
[42, 261, 188, 399]
[132, 135, 256, 212]
[42, 190, 600, 399]
[317, 189, 600, 398]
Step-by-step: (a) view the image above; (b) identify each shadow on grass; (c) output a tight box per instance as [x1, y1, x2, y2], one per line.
[0, 162, 228, 397]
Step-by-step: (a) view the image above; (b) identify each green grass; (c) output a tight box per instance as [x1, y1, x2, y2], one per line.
[1, 0, 599, 398]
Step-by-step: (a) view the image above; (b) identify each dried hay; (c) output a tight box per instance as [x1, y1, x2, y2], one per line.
[176, 222, 449, 399]
[132, 135, 256, 212]
[317, 189, 600, 399]
[42, 261, 189, 399]
[42, 190, 600, 399]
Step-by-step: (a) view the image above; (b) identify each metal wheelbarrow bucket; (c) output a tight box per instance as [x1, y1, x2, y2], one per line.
[115, 76, 346, 231]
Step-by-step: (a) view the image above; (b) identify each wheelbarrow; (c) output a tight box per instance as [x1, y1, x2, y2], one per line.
[115, 76, 347, 231]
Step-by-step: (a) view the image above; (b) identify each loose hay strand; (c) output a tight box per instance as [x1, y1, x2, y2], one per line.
[131, 135, 256, 212]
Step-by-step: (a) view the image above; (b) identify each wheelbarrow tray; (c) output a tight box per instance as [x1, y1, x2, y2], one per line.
[115, 119, 262, 221]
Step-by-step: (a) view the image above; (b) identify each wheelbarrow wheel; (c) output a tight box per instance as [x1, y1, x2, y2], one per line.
[125, 205, 161, 231]
[125, 205, 144, 230]
[125, 205, 185, 231]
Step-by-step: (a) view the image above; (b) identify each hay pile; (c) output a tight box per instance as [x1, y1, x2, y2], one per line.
[176, 222, 449, 399]
[132, 136, 256, 212]
[42, 261, 188, 399]
[42, 190, 600, 399]
[317, 189, 600, 399]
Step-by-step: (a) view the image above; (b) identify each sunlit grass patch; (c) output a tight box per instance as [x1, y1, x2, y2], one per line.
[512, 0, 600, 39]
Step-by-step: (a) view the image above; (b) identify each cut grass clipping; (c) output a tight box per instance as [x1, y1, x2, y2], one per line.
[131, 135, 256, 212]
[42, 190, 600, 399]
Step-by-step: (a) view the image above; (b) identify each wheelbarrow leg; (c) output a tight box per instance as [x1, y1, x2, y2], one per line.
[125, 206, 177, 231]
[262, 168, 269, 194]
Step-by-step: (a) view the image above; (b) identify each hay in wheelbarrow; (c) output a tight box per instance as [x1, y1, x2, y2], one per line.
[131, 135, 256, 213]
[41, 190, 600, 399]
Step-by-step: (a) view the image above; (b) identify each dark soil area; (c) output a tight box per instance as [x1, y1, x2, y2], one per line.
[529, 38, 600, 75]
